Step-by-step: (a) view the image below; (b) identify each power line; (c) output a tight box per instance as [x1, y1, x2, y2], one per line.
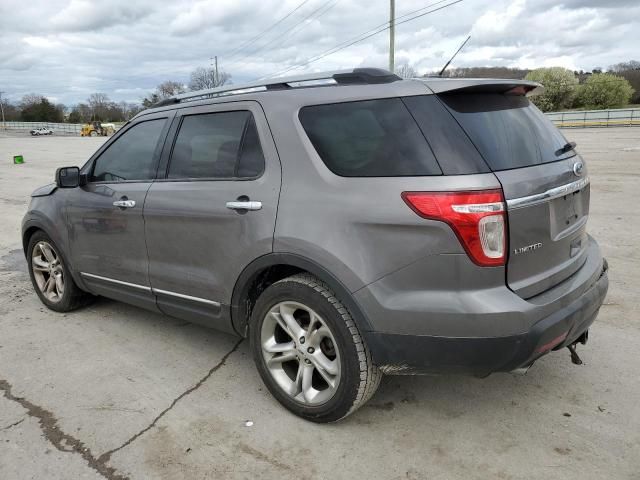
[261, 0, 463, 79]
[227, 0, 338, 70]
[225, 0, 314, 62]
[270, 0, 451, 77]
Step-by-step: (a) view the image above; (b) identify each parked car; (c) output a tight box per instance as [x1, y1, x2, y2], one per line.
[22, 68, 608, 422]
[30, 127, 53, 136]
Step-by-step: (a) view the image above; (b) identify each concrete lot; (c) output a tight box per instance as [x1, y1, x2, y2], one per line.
[0, 128, 638, 480]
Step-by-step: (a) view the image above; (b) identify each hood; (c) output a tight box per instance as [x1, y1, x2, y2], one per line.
[31, 183, 57, 197]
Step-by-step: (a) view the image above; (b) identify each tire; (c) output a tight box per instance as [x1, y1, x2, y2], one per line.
[250, 273, 381, 423]
[27, 231, 92, 312]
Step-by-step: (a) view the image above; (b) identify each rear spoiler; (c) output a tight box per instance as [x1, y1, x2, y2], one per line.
[417, 78, 543, 96]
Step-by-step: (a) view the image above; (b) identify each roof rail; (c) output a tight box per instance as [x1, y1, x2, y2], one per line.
[151, 68, 401, 108]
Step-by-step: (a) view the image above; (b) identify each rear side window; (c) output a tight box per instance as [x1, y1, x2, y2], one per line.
[403, 96, 489, 175]
[439, 93, 574, 171]
[91, 119, 166, 182]
[299, 98, 442, 177]
[168, 111, 265, 179]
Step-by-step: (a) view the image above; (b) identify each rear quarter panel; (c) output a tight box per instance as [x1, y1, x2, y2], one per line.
[259, 85, 503, 293]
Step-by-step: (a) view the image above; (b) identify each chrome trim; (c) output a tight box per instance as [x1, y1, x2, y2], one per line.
[226, 201, 262, 211]
[506, 177, 590, 210]
[80, 272, 151, 291]
[452, 201, 505, 213]
[113, 200, 136, 208]
[153, 288, 221, 307]
[80, 273, 222, 307]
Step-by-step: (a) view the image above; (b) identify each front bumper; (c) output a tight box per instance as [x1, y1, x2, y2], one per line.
[362, 257, 609, 377]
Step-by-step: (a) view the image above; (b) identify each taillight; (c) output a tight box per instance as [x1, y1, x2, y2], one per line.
[402, 190, 507, 267]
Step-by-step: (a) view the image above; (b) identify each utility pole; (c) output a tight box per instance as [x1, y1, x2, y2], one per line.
[389, 0, 395, 73]
[0, 91, 5, 130]
[211, 56, 219, 86]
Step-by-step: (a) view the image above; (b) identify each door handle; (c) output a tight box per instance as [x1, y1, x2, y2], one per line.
[113, 200, 136, 208]
[226, 201, 262, 211]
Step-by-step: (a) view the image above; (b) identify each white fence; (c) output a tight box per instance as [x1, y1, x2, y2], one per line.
[2, 109, 639, 134]
[546, 108, 640, 128]
[1, 121, 84, 134]
[0, 121, 125, 135]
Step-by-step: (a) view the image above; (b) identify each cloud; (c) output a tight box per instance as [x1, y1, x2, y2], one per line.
[49, 0, 153, 32]
[169, 0, 265, 36]
[0, 0, 638, 105]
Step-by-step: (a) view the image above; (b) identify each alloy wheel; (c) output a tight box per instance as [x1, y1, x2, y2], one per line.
[261, 301, 341, 405]
[31, 241, 64, 303]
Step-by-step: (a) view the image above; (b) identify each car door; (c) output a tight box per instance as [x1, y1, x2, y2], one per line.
[66, 111, 173, 310]
[143, 101, 281, 332]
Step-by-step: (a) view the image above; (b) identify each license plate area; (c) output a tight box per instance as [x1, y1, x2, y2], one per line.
[550, 189, 587, 239]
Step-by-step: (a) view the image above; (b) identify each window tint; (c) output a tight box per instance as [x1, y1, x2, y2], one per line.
[168, 111, 265, 179]
[299, 98, 442, 177]
[403, 96, 489, 174]
[91, 119, 166, 182]
[439, 93, 574, 171]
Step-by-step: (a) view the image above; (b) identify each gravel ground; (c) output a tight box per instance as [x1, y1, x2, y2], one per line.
[0, 128, 638, 480]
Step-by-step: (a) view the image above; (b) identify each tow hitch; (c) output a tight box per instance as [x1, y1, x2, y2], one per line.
[567, 330, 589, 365]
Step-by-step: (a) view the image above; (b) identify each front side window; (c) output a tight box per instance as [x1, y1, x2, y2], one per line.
[168, 111, 265, 179]
[299, 98, 442, 177]
[91, 119, 166, 182]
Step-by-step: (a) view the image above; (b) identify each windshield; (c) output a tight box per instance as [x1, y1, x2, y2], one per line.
[439, 93, 575, 171]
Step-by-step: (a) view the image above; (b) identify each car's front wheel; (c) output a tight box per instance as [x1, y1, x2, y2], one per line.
[250, 273, 381, 422]
[27, 231, 92, 312]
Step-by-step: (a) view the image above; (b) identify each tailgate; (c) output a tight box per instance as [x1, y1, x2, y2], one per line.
[437, 91, 591, 298]
[497, 158, 590, 298]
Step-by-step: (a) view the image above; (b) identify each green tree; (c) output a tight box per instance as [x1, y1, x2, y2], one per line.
[607, 60, 640, 104]
[20, 95, 63, 122]
[524, 67, 578, 112]
[574, 73, 634, 109]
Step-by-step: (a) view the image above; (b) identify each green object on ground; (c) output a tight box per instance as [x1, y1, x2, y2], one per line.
[13, 155, 24, 164]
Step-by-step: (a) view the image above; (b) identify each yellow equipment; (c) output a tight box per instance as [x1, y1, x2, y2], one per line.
[80, 121, 115, 137]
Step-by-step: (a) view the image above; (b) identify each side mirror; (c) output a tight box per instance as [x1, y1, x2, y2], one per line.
[55, 166, 82, 188]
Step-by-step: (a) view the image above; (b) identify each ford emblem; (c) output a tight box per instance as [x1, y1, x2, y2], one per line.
[573, 161, 584, 177]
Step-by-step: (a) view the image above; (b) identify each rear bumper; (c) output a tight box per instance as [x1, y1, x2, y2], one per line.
[362, 256, 608, 377]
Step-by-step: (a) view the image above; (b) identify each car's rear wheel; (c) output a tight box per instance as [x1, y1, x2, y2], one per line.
[250, 273, 381, 422]
[27, 231, 92, 312]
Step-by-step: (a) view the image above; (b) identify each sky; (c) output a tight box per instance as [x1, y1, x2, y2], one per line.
[1, 0, 639, 106]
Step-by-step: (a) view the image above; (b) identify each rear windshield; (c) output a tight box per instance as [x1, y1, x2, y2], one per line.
[439, 93, 575, 171]
[299, 98, 442, 177]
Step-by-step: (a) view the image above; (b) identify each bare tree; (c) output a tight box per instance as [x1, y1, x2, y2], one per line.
[141, 80, 187, 107]
[119, 101, 143, 120]
[438, 66, 530, 79]
[395, 63, 418, 79]
[157, 81, 187, 98]
[87, 93, 110, 120]
[19, 94, 45, 109]
[609, 60, 640, 73]
[189, 67, 231, 91]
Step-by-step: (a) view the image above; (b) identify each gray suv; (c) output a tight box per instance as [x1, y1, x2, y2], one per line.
[22, 68, 609, 422]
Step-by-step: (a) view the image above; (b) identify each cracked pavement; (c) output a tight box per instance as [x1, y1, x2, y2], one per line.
[1, 130, 639, 479]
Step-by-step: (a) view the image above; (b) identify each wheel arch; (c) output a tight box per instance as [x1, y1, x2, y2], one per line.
[231, 253, 373, 337]
[22, 217, 86, 290]
[22, 224, 43, 256]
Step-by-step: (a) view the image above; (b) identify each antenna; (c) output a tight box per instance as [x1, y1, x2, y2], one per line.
[438, 35, 470, 76]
